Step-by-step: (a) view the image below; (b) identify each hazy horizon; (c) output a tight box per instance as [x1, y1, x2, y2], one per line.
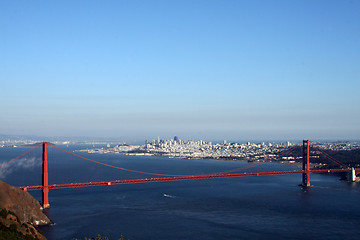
[1, 133, 359, 145]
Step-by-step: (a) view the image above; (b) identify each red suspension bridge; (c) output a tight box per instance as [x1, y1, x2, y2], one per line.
[1, 140, 359, 209]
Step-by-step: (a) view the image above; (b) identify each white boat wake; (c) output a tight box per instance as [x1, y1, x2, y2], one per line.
[163, 193, 176, 198]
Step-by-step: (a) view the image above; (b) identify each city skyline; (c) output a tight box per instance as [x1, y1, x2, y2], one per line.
[1, 1, 360, 141]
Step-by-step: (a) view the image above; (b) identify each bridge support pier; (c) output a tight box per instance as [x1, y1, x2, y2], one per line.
[301, 140, 311, 187]
[349, 168, 356, 182]
[42, 142, 50, 209]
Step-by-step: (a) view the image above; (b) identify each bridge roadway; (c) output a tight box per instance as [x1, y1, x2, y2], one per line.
[21, 168, 357, 191]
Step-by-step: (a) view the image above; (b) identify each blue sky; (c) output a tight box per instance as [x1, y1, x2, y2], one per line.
[1, 1, 359, 142]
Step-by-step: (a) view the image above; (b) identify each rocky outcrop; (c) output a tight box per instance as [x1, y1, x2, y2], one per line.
[0, 208, 47, 240]
[0, 180, 51, 226]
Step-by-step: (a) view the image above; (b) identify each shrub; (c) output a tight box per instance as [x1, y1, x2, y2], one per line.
[0, 208, 8, 219]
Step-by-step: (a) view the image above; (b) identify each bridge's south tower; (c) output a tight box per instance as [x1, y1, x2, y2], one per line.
[302, 140, 311, 187]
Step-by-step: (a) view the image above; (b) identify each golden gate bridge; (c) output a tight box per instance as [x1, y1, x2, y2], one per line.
[1, 140, 359, 209]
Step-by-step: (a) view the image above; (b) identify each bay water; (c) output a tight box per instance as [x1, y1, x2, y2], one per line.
[1, 145, 359, 240]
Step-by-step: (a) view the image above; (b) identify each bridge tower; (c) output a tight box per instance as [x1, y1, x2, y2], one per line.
[42, 142, 50, 208]
[302, 140, 311, 187]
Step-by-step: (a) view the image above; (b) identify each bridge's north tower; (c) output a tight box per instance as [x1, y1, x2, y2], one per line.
[42, 142, 50, 208]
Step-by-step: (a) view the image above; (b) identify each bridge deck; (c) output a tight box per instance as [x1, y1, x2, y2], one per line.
[20, 168, 357, 191]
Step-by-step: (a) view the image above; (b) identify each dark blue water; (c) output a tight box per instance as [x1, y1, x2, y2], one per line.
[1, 145, 360, 240]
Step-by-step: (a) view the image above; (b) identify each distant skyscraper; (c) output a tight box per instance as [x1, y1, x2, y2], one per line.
[174, 136, 179, 142]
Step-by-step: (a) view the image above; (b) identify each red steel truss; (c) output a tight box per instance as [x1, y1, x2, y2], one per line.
[21, 168, 357, 192]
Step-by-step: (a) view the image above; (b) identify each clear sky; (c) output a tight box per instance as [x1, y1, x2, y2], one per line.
[1, 0, 359, 142]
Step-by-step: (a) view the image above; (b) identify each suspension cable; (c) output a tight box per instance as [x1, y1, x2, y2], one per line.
[311, 146, 349, 168]
[47, 143, 305, 177]
[0, 143, 42, 169]
[48, 143, 187, 177]
[216, 145, 301, 175]
[276, 145, 300, 158]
